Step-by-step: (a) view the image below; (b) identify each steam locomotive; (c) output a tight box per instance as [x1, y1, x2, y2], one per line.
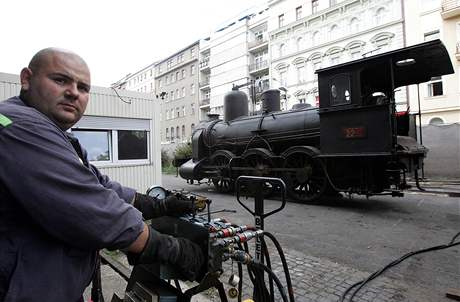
[179, 40, 454, 202]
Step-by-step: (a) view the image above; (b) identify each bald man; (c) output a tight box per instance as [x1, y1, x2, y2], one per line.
[0, 48, 204, 301]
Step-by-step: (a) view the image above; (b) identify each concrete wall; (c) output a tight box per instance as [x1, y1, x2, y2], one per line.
[422, 123, 460, 178]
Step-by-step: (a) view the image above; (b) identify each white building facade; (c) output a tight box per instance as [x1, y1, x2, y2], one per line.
[268, 0, 406, 110]
[404, 0, 460, 125]
[200, 6, 270, 119]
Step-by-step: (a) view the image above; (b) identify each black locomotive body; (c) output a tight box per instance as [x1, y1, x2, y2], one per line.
[179, 40, 454, 202]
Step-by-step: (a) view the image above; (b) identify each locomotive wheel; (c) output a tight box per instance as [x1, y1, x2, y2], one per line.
[282, 151, 327, 202]
[241, 148, 276, 196]
[209, 150, 235, 193]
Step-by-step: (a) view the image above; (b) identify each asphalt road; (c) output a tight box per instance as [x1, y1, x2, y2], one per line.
[161, 174, 460, 301]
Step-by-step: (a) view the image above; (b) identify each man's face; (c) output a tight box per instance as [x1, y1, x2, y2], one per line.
[20, 52, 91, 130]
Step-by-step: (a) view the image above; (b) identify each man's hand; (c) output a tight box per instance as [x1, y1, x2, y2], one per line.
[133, 193, 195, 219]
[128, 226, 205, 281]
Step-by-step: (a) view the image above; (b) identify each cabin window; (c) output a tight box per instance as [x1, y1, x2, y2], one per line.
[329, 74, 351, 106]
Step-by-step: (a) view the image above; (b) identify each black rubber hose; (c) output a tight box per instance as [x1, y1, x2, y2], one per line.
[249, 262, 289, 302]
[261, 238, 275, 302]
[340, 231, 460, 302]
[263, 232, 296, 302]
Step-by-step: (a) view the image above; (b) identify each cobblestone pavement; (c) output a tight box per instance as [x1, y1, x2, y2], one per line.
[90, 245, 448, 302]
[211, 248, 408, 302]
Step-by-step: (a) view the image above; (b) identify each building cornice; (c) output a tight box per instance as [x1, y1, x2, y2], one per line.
[270, 19, 403, 65]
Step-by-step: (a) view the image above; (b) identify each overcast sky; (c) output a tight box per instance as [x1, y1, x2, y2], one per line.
[1, 0, 267, 87]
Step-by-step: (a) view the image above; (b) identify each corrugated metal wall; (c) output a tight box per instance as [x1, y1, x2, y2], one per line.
[0, 72, 161, 192]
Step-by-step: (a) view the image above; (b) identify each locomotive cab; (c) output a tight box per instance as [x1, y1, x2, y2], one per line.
[317, 39, 454, 193]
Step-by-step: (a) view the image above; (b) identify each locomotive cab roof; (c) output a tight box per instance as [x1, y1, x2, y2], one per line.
[316, 39, 454, 110]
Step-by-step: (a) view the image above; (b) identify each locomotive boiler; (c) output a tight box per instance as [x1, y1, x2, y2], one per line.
[179, 40, 454, 202]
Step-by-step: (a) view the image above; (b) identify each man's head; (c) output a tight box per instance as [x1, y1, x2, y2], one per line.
[20, 48, 91, 130]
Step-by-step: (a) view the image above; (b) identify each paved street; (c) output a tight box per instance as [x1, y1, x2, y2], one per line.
[92, 174, 460, 301]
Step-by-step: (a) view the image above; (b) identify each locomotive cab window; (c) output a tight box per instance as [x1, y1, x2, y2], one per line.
[329, 74, 351, 106]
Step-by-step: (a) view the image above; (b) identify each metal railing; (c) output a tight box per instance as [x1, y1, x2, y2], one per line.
[442, 0, 460, 11]
[249, 36, 268, 49]
[249, 60, 268, 72]
[200, 58, 210, 69]
[200, 98, 210, 106]
[199, 79, 210, 87]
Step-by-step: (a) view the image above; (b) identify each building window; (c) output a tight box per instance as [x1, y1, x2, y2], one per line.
[427, 76, 443, 97]
[312, 31, 320, 45]
[176, 107, 180, 118]
[182, 125, 186, 139]
[171, 127, 174, 141]
[424, 30, 440, 41]
[279, 70, 287, 87]
[165, 75, 169, 85]
[375, 7, 386, 25]
[176, 88, 179, 98]
[278, 14, 285, 27]
[191, 103, 195, 115]
[165, 128, 169, 141]
[171, 90, 174, 100]
[182, 87, 185, 97]
[279, 44, 286, 57]
[181, 69, 185, 79]
[72, 127, 149, 163]
[312, 0, 319, 14]
[296, 37, 304, 51]
[296, 6, 302, 20]
[190, 84, 195, 95]
[429, 117, 444, 125]
[191, 64, 196, 75]
[182, 106, 186, 116]
[176, 71, 179, 81]
[297, 65, 306, 83]
[72, 130, 111, 162]
[191, 123, 195, 132]
[329, 25, 339, 40]
[349, 18, 359, 34]
[191, 48, 195, 57]
[176, 126, 180, 139]
[158, 79, 162, 88]
[170, 109, 174, 119]
[117, 130, 148, 160]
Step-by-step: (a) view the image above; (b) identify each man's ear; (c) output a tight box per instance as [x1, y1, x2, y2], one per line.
[20, 67, 33, 91]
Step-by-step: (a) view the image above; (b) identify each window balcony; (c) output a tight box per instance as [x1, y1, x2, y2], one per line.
[249, 60, 269, 74]
[199, 78, 210, 88]
[200, 98, 210, 107]
[200, 57, 210, 71]
[248, 35, 268, 51]
[442, 0, 460, 19]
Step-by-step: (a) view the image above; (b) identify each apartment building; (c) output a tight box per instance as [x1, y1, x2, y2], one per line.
[268, 0, 406, 110]
[200, 5, 270, 119]
[155, 41, 200, 144]
[403, 0, 460, 125]
[113, 63, 157, 94]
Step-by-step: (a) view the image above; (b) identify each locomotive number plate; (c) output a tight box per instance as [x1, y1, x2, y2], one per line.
[342, 126, 367, 139]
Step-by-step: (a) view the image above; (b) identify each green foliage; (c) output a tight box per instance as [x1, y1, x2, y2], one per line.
[174, 143, 192, 159]
[161, 149, 171, 167]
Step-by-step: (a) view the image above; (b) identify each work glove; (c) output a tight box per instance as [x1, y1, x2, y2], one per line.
[134, 192, 195, 219]
[128, 226, 205, 281]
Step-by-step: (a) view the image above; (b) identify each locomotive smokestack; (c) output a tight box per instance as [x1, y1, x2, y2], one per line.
[261, 89, 281, 113]
[224, 90, 249, 122]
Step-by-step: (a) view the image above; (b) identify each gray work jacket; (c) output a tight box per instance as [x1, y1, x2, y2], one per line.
[0, 97, 144, 301]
